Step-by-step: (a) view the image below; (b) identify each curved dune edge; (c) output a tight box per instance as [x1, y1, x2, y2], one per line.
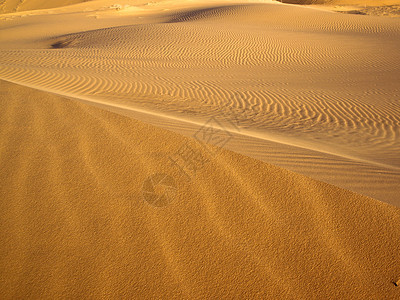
[2, 75, 400, 207]
[1, 80, 400, 298]
[283, 0, 400, 5]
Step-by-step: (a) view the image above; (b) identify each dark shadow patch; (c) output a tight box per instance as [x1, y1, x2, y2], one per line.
[166, 5, 243, 23]
[51, 40, 73, 49]
[337, 10, 367, 15]
[279, 0, 327, 4]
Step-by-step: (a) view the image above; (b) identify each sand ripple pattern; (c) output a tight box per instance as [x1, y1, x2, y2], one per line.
[0, 2, 399, 192]
[1, 80, 400, 299]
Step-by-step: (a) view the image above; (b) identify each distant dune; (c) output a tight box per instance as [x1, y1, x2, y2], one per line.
[1, 0, 400, 298]
[1, 79, 400, 298]
[0, 0, 94, 14]
[283, 0, 400, 5]
[1, 0, 400, 15]
[281, 0, 327, 4]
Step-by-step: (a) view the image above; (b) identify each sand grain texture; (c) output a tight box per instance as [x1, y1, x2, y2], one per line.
[1, 80, 400, 299]
[1, 1, 400, 297]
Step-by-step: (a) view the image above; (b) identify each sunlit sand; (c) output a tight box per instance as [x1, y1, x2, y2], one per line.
[1, 0, 399, 298]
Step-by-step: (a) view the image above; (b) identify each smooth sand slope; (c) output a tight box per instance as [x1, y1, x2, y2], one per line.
[0, 0, 399, 204]
[1, 79, 400, 299]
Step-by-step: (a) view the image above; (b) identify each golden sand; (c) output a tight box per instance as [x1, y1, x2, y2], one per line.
[1, 79, 400, 298]
[1, 0, 399, 204]
[0, 0, 93, 14]
[0, 0, 400, 298]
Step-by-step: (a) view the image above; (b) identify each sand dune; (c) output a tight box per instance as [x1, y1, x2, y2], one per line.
[0, 0, 399, 204]
[284, 0, 400, 5]
[284, 0, 400, 18]
[1, 1, 400, 297]
[1, 79, 400, 298]
[0, 0, 96, 14]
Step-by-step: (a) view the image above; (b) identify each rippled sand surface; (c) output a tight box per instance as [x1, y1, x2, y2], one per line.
[1, 80, 400, 298]
[1, 0, 399, 204]
[1, 0, 400, 298]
